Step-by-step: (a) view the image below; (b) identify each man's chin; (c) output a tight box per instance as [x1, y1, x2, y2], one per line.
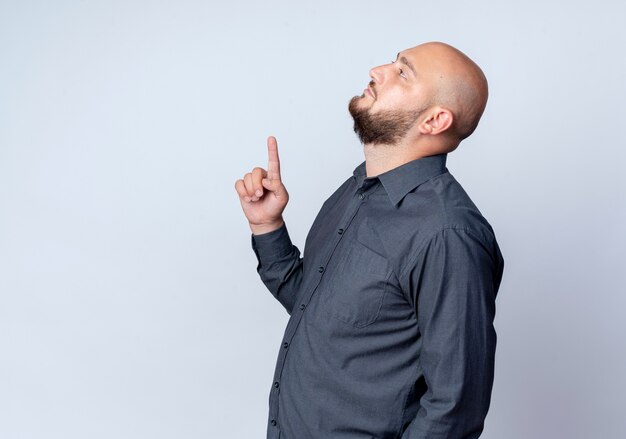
[348, 95, 370, 113]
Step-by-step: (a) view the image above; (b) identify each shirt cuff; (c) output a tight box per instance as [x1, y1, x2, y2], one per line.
[251, 222, 295, 265]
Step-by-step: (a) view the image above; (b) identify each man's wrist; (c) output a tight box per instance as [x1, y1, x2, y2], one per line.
[250, 218, 285, 236]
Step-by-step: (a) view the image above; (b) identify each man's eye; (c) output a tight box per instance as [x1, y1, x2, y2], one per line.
[391, 60, 407, 78]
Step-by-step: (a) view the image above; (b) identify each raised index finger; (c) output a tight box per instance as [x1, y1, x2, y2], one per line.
[267, 135, 281, 181]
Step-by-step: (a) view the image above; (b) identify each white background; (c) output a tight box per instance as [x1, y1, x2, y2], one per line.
[1, 1, 625, 438]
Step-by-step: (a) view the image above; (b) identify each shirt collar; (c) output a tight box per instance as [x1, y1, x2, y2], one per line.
[352, 153, 448, 207]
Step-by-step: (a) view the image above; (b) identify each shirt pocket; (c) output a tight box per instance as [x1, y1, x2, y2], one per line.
[326, 219, 391, 328]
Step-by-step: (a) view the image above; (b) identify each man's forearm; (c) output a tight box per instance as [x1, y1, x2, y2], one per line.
[251, 221, 304, 314]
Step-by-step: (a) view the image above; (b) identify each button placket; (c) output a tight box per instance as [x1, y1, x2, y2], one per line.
[267, 183, 369, 435]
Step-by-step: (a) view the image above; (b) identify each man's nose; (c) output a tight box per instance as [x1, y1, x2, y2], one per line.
[369, 65, 385, 84]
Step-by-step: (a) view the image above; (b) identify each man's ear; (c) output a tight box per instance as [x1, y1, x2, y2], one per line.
[418, 107, 454, 136]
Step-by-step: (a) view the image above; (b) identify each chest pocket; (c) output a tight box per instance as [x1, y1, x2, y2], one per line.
[326, 218, 391, 328]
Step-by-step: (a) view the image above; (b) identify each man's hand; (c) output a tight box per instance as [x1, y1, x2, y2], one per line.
[235, 136, 289, 235]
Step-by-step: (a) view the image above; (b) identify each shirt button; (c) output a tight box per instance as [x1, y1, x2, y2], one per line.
[274, 381, 280, 388]
[299, 304, 306, 310]
[283, 342, 289, 349]
[318, 266, 325, 273]
[338, 228, 344, 235]
[358, 193, 365, 200]
[271, 419, 277, 426]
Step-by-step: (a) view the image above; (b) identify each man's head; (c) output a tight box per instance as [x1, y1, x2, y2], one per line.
[349, 42, 488, 154]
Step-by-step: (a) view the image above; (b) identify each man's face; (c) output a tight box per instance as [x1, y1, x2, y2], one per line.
[349, 47, 433, 145]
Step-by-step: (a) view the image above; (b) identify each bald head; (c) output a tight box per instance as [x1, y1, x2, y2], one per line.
[405, 42, 488, 142]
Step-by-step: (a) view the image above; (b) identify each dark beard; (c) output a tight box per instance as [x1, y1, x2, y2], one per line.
[348, 95, 424, 145]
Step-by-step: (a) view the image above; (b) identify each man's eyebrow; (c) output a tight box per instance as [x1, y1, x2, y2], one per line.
[396, 53, 417, 77]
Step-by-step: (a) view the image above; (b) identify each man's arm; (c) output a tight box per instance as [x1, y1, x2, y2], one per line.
[400, 227, 504, 439]
[235, 136, 302, 313]
[251, 221, 304, 314]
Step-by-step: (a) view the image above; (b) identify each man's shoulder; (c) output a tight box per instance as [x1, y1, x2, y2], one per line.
[405, 170, 493, 234]
[375, 170, 499, 274]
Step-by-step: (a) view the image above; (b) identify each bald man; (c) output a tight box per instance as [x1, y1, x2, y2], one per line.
[235, 42, 504, 439]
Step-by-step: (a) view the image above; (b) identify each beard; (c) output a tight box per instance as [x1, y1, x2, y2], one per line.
[348, 95, 425, 145]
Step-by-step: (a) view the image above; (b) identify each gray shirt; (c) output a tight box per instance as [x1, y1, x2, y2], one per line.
[251, 153, 504, 439]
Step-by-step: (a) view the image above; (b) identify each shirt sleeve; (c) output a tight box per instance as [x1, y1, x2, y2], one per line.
[400, 227, 504, 439]
[251, 222, 305, 315]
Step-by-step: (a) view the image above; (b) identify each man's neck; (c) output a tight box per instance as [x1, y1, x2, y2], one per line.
[363, 142, 429, 178]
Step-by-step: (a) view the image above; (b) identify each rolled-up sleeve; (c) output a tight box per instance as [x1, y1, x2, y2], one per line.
[400, 227, 504, 438]
[251, 222, 305, 315]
